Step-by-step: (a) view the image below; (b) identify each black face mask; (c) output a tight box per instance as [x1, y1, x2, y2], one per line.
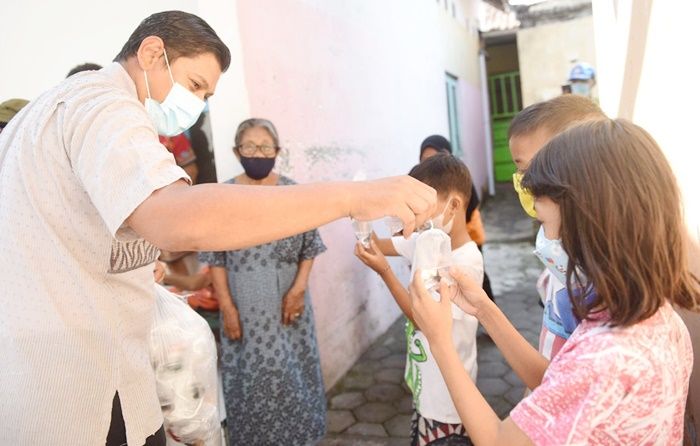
[239, 156, 276, 180]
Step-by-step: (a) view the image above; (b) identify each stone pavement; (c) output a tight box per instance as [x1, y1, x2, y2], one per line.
[320, 183, 544, 445]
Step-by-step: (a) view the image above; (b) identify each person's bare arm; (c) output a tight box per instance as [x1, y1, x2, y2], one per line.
[282, 259, 314, 325]
[163, 271, 211, 291]
[210, 265, 241, 340]
[371, 233, 399, 256]
[127, 177, 436, 252]
[411, 274, 534, 446]
[430, 341, 533, 445]
[379, 267, 416, 326]
[210, 266, 234, 308]
[292, 258, 314, 291]
[355, 240, 416, 325]
[440, 267, 549, 390]
[477, 298, 549, 390]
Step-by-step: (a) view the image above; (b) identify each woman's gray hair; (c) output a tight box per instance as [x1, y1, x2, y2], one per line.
[234, 118, 280, 148]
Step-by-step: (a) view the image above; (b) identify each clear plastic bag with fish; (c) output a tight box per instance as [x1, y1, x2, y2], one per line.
[410, 226, 455, 301]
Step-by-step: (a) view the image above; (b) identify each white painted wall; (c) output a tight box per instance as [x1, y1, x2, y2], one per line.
[235, 0, 486, 388]
[0, 0, 248, 180]
[592, 0, 700, 247]
[1, 1, 197, 99]
[517, 16, 597, 106]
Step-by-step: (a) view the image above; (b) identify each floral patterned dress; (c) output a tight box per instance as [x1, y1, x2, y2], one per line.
[199, 175, 327, 446]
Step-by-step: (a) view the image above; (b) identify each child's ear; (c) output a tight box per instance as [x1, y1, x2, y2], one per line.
[450, 195, 462, 211]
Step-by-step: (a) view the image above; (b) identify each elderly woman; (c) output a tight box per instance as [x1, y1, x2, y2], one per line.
[199, 118, 327, 445]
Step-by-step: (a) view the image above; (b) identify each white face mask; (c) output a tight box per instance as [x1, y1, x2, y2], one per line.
[430, 198, 455, 234]
[143, 49, 205, 136]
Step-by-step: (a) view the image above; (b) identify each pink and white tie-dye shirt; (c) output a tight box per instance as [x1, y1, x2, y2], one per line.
[511, 303, 692, 445]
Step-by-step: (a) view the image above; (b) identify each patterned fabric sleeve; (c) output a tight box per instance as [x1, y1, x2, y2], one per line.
[198, 251, 227, 267]
[300, 229, 327, 261]
[509, 332, 633, 445]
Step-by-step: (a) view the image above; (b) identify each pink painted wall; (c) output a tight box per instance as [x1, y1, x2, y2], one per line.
[234, 0, 485, 388]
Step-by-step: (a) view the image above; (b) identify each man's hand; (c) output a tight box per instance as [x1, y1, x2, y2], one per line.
[348, 176, 436, 237]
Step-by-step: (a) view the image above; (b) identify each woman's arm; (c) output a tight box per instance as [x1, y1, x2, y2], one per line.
[292, 258, 314, 291]
[210, 265, 233, 305]
[282, 258, 314, 325]
[210, 265, 242, 340]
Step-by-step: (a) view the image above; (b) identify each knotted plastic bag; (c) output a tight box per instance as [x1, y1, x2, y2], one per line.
[150, 284, 220, 446]
[411, 227, 454, 301]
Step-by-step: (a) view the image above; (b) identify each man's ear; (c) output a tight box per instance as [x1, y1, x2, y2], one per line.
[136, 36, 166, 71]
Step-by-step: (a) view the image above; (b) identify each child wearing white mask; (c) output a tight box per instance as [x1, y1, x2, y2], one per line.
[355, 154, 483, 446]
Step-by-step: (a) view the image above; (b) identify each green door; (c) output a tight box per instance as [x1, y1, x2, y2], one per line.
[488, 71, 523, 182]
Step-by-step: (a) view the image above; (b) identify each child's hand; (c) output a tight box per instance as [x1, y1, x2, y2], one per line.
[354, 239, 391, 275]
[444, 266, 491, 318]
[153, 261, 166, 283]
[410, 269, 454, 346]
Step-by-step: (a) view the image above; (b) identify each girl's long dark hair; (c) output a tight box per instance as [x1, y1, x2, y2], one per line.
[522, 119, 699, 326]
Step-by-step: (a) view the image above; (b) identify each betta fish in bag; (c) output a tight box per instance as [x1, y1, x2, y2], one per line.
[411, 224, 455, 301]
[150, 284, 221, 446]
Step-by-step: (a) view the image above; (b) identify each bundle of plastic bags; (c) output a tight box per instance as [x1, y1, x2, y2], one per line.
[150, 284, 220, 446]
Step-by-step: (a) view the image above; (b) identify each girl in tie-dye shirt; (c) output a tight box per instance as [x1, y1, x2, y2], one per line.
[410, 119, 699, 445]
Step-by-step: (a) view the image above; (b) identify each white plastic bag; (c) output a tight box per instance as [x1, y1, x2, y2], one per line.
[150, 284, 220, 446]
[411, 227, 454, 301]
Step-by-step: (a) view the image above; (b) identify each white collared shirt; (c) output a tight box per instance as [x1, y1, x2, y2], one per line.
[0, 62, 188, 445]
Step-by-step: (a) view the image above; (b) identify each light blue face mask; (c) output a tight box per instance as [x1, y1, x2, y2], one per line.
[143, 49, 205, 136]
[533, 225, 569, 285]
[570, 82, 591, 97]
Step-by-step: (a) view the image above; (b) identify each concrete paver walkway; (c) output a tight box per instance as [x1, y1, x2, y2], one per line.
[321, 184, 543, 445]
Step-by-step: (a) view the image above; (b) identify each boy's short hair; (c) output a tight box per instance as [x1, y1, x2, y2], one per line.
[409, 154, 472, 205]
[508, 95, 605, 139]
